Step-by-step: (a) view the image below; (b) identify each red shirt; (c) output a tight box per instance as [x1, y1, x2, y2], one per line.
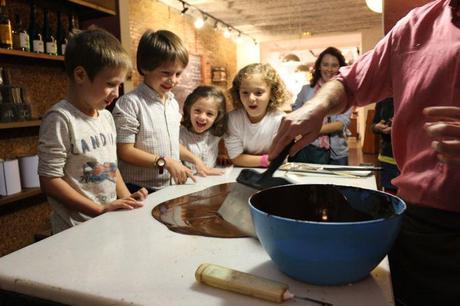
[337, 0, 460, 212]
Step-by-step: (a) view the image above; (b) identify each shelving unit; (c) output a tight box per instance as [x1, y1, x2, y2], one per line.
[0, 49, 64, 61]
[67, 0, 116, 16]
[0, 120, 42, 130]
[0, 188, 42, 207]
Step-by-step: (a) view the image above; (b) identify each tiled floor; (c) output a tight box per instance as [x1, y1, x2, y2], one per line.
[347, 137, 379, 166]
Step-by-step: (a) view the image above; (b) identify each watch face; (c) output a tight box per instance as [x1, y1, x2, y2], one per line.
[157, 157, 166, 174]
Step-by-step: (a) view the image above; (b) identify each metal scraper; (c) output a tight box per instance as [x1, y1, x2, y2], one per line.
[217, 142, 295, 237]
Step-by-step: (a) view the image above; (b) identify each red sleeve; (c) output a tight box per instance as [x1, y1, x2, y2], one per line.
[335, 27, 396, 109]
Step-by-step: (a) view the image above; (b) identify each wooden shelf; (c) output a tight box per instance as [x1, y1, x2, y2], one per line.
[0, 188, 42, 207]
[0, 49, 64, 61]
[67, 0, 116, 15]
[0, 120, 42, 130]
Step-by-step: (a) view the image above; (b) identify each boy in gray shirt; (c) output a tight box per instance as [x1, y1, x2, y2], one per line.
[38, 28, 147, 234]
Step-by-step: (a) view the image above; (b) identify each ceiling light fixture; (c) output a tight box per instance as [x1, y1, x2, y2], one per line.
[176, 0, 256, 44]
[223, 27, 232, 38]
[365, 0, 382, 13]
[180, 1, 188, 15]
[194, 16, 205, 29]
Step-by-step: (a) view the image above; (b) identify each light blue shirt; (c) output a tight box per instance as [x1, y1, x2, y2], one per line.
[292, 84, 351, 160]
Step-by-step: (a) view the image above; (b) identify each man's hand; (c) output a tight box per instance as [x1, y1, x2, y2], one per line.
[269, 80, 347, 160]
[424, 106, 460, 165]
[269, 102, 326, 159]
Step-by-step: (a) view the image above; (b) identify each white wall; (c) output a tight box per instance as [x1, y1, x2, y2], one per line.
[237, 40, 260, 70]
[357, 25, 384, 145]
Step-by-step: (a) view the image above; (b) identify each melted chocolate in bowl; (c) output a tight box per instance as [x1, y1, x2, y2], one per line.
[152, 183, 249, 238]
[250, 184, 397, 222]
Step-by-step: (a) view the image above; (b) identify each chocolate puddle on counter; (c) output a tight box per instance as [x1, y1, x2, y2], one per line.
[152, 183, 249, 238]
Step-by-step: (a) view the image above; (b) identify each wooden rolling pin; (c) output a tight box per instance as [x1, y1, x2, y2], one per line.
[195, 263, 332, 305]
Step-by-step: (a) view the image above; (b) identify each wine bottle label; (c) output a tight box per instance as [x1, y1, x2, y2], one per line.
[33, 40, 44, 53]
[61, 43, 66, 55]
[46, 41, 57, 54]
[0, 23, 13, 45]
[19, 32, 29, 50]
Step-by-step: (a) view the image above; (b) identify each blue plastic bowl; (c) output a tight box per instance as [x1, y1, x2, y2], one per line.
[249, 184, 406, 285]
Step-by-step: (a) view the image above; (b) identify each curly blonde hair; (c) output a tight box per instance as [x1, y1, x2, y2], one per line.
[229, 63, 291, 112]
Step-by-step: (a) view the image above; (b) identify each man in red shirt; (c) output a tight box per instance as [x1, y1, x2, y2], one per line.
[270, 1, 459, 305]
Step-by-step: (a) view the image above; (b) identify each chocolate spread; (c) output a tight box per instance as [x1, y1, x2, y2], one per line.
[152, 183, 249, 238]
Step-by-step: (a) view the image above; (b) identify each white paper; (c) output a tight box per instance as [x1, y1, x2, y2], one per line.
[0, 159, 22, 196]
[19, 155, 40, 188]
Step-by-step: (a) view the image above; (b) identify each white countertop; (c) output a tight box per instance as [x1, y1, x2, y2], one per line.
[0, 168, 394, 306]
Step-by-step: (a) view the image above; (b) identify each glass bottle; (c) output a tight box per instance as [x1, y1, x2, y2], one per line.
[56, 11, 66, 55]
[43, 9, 56, 55]
[12, 14, 29, 51]
[0, 0, 13, 49]
[29, 2, 44, 53]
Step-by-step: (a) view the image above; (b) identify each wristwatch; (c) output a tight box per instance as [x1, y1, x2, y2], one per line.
[156, 156, 166, 175]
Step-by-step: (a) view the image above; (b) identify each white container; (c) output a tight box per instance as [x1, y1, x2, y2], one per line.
[0, 159, 22, 196]
[19, 155, 40, 188]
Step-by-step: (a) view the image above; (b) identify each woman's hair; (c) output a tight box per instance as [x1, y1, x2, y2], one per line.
[65, 28, 131, 81]
[310, 47, 347, 88]
[182, 85, 227, 137]
[230, 63, 290, 112]
[136, 29, 189, 75]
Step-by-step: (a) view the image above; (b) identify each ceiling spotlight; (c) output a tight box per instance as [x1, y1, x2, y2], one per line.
[365, 0, 382, 13]
[224, 27, 231, 38]
[235, 33, 243, 44]
[213, 21, 219, 31]
[194, 16, 205, 28]
[253, 39, 258, 45]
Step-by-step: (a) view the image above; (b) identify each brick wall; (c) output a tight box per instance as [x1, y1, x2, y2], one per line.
[128, 0, 237, 91]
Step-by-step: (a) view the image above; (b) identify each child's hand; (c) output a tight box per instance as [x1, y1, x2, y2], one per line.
[165, 158, 196, 184]
[374, 120, 391, 134]
[130, 187, 148, 201]
[103, 197, 144, 214]
[194, 159, 224, 176]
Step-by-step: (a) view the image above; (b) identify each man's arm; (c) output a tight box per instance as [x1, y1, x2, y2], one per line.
[269, 80, 348, 159]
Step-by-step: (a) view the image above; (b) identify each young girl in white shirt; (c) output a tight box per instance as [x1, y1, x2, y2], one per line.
[180, 85, 229, 175]
[225, 63, 290, 167]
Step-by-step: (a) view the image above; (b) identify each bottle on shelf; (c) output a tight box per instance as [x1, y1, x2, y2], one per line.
[0, 0, 13, 49]
[56, 11, 66, 56]
[28, 2, 44, 53]
[43, 9, 56, 55]
[12, 14, 30, 51]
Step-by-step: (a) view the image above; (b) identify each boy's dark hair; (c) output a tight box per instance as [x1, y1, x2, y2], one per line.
[310, 46, 347, 88]
[181, 85, 227, 137]
[65, 28, 131, 81]
[230, 63, 291, 112]
[136, 30, 189, 75]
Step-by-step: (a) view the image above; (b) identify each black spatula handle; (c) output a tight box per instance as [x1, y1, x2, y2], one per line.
[262, 141, 295, 179]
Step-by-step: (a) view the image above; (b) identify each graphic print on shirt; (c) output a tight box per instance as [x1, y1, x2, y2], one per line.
[80, 162, 117, 184]
[71, 132, 115, 155]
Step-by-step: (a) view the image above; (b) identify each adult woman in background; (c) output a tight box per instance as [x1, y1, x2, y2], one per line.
[291, 47, 351, 165]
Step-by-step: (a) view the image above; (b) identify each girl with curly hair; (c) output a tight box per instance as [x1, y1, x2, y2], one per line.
[225, 63, 290, 167]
